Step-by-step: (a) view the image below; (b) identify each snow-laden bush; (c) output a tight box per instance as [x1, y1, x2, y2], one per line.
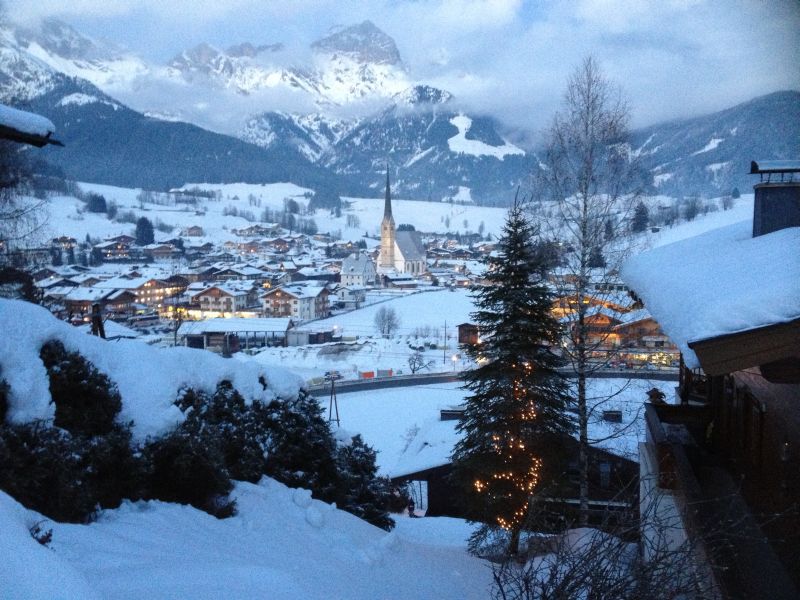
[39, 340, 122, 437]
[335, 434, 395, 531]
[0, 421, 143, 522]
[142, 428, 235, 518]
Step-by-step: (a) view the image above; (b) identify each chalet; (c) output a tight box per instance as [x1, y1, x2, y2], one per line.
[621, 160, 800, 599]
[213, 265, 265, 281]
[613, 308, 679, 365]
[389, 414, 638, 521]
[106, 234, 136, 245]
[336, 285, 366, 309]
[192, 284, 258, 314]
[94, 240, 131, 261]
[291, 267, 338, 284]
[142, 243, 180, 262]
[184, 225, 204, 237]
[94, 277, 182, 308]
[261, 284, 330, 320]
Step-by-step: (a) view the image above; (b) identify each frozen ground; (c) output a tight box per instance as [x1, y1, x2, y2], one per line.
[1, 480, 491, 600]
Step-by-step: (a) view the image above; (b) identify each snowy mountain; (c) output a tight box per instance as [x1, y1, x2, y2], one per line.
[9, 17, 149, 92]
[2, 16, 797, 201]
[23, 74, 345, 192]
[322, 85, 529, 203]
[630, 90, 800, 196]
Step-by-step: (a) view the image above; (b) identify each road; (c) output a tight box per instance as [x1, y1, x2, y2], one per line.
[307, 368, 678, 397]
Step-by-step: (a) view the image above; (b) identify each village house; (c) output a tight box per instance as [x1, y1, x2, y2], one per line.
[94, 276, 182, 308]
[192, 284, 259, 315]
[183, 225, 204, 237]
[340, 253, 377, 288]
[261, 284, 330, 320]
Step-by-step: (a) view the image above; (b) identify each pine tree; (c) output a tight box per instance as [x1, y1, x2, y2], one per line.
[631, 200, 649, 233]
[450, 200, 574, 556]
[135, 217, 154, 245]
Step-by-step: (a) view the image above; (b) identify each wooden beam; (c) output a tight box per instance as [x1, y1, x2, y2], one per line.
[688, 318, 800, 376]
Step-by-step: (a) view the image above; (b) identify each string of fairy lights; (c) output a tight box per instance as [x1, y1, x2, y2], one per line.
[472, 362, 543, 532]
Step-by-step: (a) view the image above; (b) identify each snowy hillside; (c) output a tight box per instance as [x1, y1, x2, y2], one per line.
[0, 479, 491, 600]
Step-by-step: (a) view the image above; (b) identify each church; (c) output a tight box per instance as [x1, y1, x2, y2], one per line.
[377, 170, 427, 276]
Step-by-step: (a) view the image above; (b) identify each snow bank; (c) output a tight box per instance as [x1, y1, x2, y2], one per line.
[0, 492, 99, 600]
[0, 300, 304, 441]
[46, 478, 491, 599]
[622, 223, 800, 368]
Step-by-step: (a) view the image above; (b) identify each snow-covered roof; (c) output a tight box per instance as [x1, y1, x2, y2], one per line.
[395, 230, 426, 261]
[0, 103, 60, 147]
[621, 222, 800, 368]
[178, 318, 293, 335]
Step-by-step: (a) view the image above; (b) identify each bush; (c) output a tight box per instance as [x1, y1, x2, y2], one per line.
[85, 193, 107, 213]
[263, 392, 339, 503]
[39, 341, 122, 437]
[177, 382, 270, 483]
[0, 422, 142, 523]
[142, 429, 234, 517]
[335, 435, 395, 531]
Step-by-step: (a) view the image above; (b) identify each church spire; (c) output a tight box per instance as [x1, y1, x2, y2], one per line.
[383, 165, 393, 220]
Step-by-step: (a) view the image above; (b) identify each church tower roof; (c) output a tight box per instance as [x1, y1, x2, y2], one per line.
[383, 166, 393, 220]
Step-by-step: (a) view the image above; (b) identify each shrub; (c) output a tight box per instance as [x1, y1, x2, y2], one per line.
[263, 392, 339, 503]
[335, 435, 395, 531]
[142, 429, 234, 517]
[0, 422, 99, 522]
[39, 340, 122, 437]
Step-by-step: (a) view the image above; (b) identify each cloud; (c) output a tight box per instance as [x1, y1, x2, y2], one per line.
[4, 0, 799, 136]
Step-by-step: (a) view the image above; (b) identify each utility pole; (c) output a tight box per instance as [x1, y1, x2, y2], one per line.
[325, 371, 341, 427]
[443, 320, 447, 364]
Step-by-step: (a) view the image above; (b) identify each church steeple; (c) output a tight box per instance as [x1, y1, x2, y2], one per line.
[378, 165, 396, 272]
[383, 165, 393, 220]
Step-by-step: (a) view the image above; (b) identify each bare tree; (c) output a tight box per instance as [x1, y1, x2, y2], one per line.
[535, 57, 644, 526]
[0, 141, 48, 261]
[407, 350, 434, 374]
[374, 306, 400, 337]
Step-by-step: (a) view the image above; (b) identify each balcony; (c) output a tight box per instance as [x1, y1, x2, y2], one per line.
[643, 401, 798, 600]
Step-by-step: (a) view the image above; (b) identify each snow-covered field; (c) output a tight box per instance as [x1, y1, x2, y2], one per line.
[33, 179, 755, 256]
[326, 378, 673, 480]
[39, 181, 510, 245]
[1, 480, 491, 600]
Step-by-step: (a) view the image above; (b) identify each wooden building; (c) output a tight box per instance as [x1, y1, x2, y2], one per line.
[621, 160, 800, 599]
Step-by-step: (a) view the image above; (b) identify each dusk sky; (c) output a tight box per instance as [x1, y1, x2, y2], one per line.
[6, 0, 800, 131]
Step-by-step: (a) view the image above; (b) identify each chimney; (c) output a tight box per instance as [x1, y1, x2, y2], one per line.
[750, 160, 800, 237]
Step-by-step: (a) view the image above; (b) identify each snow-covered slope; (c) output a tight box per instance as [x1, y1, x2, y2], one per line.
[0, 478, 490, 600]
[0, 299, 303, 441]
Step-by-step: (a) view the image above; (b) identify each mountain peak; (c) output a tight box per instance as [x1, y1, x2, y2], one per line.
[311, 21, 401, 66]
[15, 17, 117, 61]
[394, 85, 453, 106]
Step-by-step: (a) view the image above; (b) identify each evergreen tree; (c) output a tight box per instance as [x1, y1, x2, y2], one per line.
[587, 246, 606, 269]
[451, 200, 574, 556]
[335, 434, 395, 531]
[135, 217, 155, 245]
[631, 200, 649, 233]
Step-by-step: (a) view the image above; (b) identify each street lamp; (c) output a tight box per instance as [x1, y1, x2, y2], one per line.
[451, 354, 459, 371]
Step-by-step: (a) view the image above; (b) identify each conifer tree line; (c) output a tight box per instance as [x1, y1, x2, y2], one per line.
[451, 199, 575, 556]
[0, 341, 394, 530]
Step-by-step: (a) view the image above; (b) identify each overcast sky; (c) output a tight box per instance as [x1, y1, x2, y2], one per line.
[6, 0, 800, 132]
